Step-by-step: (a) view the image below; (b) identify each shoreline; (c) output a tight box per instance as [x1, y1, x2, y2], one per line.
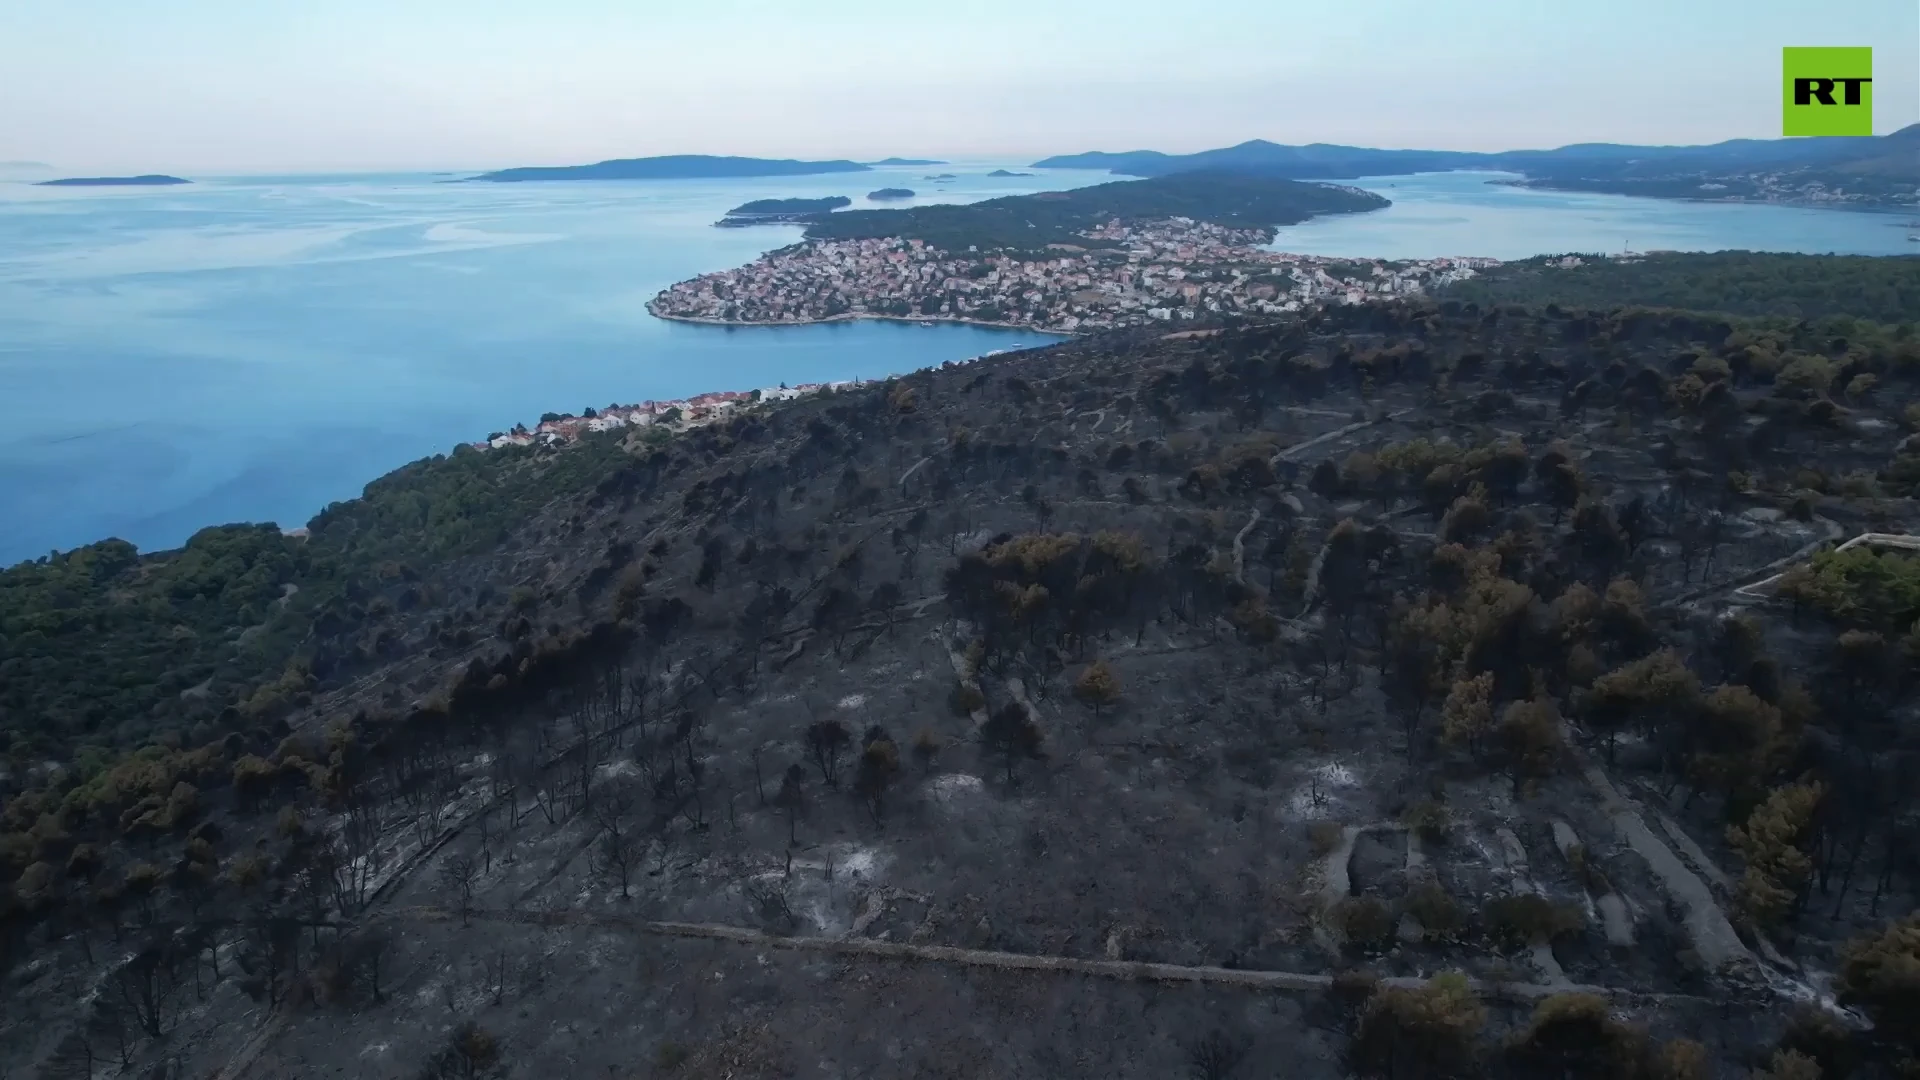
[644, 300, 1082, 337]
[1488, 177, 1917, 216]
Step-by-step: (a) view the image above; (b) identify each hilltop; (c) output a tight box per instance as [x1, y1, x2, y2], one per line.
[1037, 127, 1920, 207]
[5, 254, 1920, 1077]
[801, 171, 1389, 252]
[468, 155, 872, 183]
[1440, 251, 1920, 324]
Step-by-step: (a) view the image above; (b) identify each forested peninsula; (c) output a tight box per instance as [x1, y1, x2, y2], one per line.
[800, 172, 1389, 251]
[469, 155, 872, 182]
[1440, 252, 1920, 324]
[716, 196, 853, 226]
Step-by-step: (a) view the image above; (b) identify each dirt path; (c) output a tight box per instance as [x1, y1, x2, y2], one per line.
[1495, 826, 1573, 988]
[1670, 516, 1845, 607]
[1269, 410, 1401, 468]
[897, 454, 934, 487]
[382, 904, 1696, 1006]
[1232, 508, 1261, 584]
[1576, 759, 1756, 978]
[1727, 530, 1919, 604]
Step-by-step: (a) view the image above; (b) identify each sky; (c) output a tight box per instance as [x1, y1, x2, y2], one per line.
[1, 0, 1916, 173]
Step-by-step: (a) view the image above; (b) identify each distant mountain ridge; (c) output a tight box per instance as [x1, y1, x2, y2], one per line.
[1033, 127, 1920, 206]
[36, 174, 191, 187]
[469, 155, 873, 182]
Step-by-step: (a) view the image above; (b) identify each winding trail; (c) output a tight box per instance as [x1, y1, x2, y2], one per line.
[898, 454, 934, 487]
[1726, 530, 1920, 604]
[1232, 508, 1261, 585]
[1268, 410, 1401, 469]
[1670, 516, 1845, 607]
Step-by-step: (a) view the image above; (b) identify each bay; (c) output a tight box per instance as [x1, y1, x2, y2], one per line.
[0, 163, 1909, 566]
[0, 165, 1086, 565]
[1269, 170, 1917, 259]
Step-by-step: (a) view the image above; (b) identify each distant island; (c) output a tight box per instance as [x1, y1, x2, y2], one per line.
[715, 196, 852, 227]
[468, 155, 873, 183]
[987, 169, 1033, 177]
[866, 157, 946, 166]
[1033, 124, 1920, 208]
[866, 188, 914, 200]
[36, 174, 191, 187]
[923, 173, 957, 180]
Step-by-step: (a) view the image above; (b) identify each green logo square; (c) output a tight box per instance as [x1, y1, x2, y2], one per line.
[1782, 47, 1873, 136]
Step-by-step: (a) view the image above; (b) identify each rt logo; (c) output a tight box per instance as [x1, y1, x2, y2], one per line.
[1782, 47, 1873, 136]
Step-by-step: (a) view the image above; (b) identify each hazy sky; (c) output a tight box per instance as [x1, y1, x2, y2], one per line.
[2, 0, 1915, 173]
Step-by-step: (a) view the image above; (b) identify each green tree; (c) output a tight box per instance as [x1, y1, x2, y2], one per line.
[1727, 781, 1824, 929]
[1496, 696, 1566, 797]
[1072, 660, 1122, 718]
[1505, 992, 1651, 1080]
[1836, 914, 1920, 1052]
[1350, 972, 1485, 1079]
[1439, 672, 1494, 760]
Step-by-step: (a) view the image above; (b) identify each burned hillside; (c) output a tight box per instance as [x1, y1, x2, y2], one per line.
[5, 298, 1920, 1079]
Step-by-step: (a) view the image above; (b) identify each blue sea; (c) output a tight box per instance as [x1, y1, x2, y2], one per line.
[1270, 171, 1917, 260]
[0, 164, 1910, 565]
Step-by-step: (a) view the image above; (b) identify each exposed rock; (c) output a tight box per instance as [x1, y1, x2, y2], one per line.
[1396, 913, 1425, 945]
[1597, 893, 1636, 948]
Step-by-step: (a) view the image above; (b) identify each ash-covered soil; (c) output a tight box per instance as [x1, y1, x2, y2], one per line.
[7, 300, 1920, 1079]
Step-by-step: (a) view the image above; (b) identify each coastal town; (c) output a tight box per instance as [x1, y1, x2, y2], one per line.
[470, 381, 866, 451]
[647, 216, 1500, 334]
[498, 244, 1501, 456]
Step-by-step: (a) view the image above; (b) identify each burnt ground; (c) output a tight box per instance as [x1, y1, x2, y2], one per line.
[5, 302, 1919, 1078]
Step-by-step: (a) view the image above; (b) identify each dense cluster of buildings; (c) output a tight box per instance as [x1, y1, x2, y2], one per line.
[471, 383, 845, 451]
[1738, 173, 1915, 206]
[500, 216, 1507, 453]
[647, 217, 1500, 334]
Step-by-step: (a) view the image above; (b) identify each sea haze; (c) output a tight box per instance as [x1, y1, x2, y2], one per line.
[1267, 171, 1918, 260]
[0, 164, 1909, 565]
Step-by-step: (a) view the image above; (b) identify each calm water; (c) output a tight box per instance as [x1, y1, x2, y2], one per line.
[1271, 170, 1917, 259]
[0, 165, 1092, 564]
[0, 164, 1909, 564]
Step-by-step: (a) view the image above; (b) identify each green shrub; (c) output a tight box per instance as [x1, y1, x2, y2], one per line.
[1335, 896, 1396, 950]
